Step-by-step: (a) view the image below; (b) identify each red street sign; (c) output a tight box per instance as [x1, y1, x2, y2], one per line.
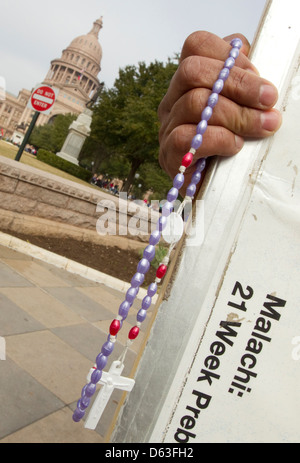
[29, 85, 57, 114]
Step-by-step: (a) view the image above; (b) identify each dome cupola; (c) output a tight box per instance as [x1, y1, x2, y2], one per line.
[44, 16, 104, 104]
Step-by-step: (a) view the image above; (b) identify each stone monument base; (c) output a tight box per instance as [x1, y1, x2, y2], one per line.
[56, 108, 93, 166]
[56, 151, 79, 166]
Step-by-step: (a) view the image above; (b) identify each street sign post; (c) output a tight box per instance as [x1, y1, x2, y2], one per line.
[15, 84, 58, 161]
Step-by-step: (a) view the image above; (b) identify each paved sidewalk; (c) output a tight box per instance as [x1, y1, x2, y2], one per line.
[0, 239, 155, 443]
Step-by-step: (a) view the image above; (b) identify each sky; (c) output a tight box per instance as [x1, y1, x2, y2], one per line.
[0, 0, 267, 96]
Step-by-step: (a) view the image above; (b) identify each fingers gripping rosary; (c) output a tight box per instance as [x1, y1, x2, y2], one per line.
[72, 38, 243, 427]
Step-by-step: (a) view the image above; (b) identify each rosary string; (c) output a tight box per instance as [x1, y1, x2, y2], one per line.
[72, 38, 243, 424]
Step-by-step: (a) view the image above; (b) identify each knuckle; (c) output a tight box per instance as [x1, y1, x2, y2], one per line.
[178, 56, 202, 88]
[207, 127, 235, 156]
[228, 69, 257, 103]
[228, 104, 253, 136]
[182, 31, 212, 58]
[188, 88, 209, 114]
[236, 106, 251, 134]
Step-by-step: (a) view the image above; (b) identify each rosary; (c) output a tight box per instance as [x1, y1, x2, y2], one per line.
[72, 38, 243, 428]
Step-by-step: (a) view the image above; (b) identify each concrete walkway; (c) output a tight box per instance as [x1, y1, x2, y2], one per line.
[0, 234, 155, 443]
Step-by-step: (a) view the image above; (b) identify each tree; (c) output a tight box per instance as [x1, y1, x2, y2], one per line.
[29, 113, 77, 152]
[86, 59, 178, 193]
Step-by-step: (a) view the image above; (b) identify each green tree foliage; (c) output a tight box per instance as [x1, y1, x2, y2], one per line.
[29, 113, 77, 153]
[82, 58, 178, 194]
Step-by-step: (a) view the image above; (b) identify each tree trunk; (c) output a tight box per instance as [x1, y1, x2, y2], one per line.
[121, 158, 143, 193]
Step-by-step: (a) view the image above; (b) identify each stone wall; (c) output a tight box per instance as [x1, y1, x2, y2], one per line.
[0, 156, 158, 250]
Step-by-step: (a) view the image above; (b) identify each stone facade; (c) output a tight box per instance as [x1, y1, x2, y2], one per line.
[0, 17, 104, 141]
[0, 89, 31, 143]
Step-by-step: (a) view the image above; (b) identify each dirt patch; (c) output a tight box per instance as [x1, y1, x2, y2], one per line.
[1, 229, 157, 287]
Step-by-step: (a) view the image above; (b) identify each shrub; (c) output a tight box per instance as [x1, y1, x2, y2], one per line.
[37, 149, 92, 182]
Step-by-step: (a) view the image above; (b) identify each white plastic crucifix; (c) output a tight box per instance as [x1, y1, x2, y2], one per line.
[84, 360, 135, 430]
[0, 337, 6, 361]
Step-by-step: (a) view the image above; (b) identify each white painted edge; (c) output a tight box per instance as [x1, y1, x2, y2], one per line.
[0, 231, 155, 302]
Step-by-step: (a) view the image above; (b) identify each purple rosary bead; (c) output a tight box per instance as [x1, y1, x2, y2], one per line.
[207, 93, 219, 108]
[191, 170, 202, 185]
[219, 67, 230, 81]
[149, 229, 161, 245]
[131, 272, 145, 288]
[213, 79, 224, 94]
[143, 245, 156, 262]
[148, 282, 157, 297]
[137, 309, 147, 323]
[79, 392, 91, 409]
[186, 184, 196, 198]
[162, 201, 174, 217]
[137, 258, 150, 274]
[84, 382, 96, 398]
[73, 408, 85, 422]
[196, 119, 208, 135]
[173, 173, 184, 189]
[96, 353, 108, 370]
[91, 368, 102, 384]
[191, 134, 203, 150]
[157, 215, 168, 231]
[102, 340, 115, 356]
[201, 106, 213, 121]
[196, 158, 207, 172]
[224, 57, 235, 69]
[142, 295, 152, 310]
[126, 287, 139, 304]
[230, 38, 243, 49]
[119, 300, 131, 319]
[167, 187, 179, 203]
[230, 47, 240, 59]
[80, 398, 90, 411]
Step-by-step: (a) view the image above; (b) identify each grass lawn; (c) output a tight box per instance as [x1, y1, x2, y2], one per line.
[0, 140, 96, 189]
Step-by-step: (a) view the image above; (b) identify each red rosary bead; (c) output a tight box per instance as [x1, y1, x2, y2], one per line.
[181, 152, 194, 168]
[156, 264, 168, 279]
[110, 319, 121, 336]
[129, 326, 140, 340]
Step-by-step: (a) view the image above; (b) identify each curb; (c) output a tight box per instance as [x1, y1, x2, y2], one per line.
[0, 231, 154, 301]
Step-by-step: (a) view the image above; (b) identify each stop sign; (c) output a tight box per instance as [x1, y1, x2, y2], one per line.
[29, 84, 58, 114]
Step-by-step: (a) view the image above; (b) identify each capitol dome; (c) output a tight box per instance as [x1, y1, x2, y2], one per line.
[66, 17, 103, 75]
[43, 16, 104, 113]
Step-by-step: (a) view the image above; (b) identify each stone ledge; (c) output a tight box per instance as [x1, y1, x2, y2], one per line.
[0, 209, 146, 252]
[0, 155, 110, 203]
[0, 156, 157, 242]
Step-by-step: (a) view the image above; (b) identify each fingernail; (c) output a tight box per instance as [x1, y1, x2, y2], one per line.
[259, 84, 278, 107]
[261, 110, 282, 132]
[235, 135, 244, 150]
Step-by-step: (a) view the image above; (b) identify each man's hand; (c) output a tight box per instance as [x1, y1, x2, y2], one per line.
[158, 31, 282, 191]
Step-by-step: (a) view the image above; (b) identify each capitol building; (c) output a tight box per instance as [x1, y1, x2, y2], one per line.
[0, 16, 104, 144]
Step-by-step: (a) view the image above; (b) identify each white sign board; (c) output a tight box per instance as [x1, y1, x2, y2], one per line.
[148, 2, 300, 444]
[27, 83, 59, 115]
[111, 0, 300, 444]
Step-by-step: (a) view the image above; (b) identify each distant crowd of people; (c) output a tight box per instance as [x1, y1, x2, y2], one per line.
[90, 173, 120, 195]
